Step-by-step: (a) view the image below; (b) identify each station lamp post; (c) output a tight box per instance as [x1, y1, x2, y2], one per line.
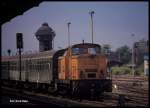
[67, 22, 71, 79]
[67, 22, 71, 47]
[89, 11, 95, 44]
[131, 33, 135, 77]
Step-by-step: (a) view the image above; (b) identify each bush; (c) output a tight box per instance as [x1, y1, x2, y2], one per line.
[111, 63, 144, 76]
[111, 66, 131, 75]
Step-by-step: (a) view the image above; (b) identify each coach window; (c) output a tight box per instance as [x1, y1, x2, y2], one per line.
[11, 62, 14, 71]
[37, 63, 39, 72]
[40, 61, 44, 71]
[38, 62, 40, 71]
[31, 62, 33, 71]
[49, 62, 52, 70]
[29, 62, 31, 70]
[32, 63, 34, 71]
[22, 61, 24, 71]
[10, 64, 12, 71]
[12, 62, 14, 71]
[14, 62, 17, 71]
[11, 64, 13, 71]
[41, 62, 44, 71]
[41, 61, 44, 70]
[46, 61, 48, 69]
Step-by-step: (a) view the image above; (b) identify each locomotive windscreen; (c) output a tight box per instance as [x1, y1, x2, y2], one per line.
[72, 43, 101, 55]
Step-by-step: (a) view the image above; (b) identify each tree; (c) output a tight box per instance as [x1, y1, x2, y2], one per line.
[116, 45, 131, 64]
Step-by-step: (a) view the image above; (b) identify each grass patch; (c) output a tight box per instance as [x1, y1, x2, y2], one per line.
[111, 66, 131, 75]
[111, 64, 144, 76]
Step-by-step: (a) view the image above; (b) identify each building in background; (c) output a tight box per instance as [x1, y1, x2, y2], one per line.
[133, 39, 149, 66]
[35, 23, 55, 52]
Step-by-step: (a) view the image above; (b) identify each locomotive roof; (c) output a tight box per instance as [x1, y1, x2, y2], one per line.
[71, 43, 101, 48]
[2, 50, 56, 61]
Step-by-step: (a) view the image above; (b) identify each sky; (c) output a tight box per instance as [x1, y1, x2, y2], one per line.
[2, 2, 148, 55]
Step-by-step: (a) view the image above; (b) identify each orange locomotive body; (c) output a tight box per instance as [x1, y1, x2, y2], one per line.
[58, 43, 108, 80]
[56, 43, 112, 98]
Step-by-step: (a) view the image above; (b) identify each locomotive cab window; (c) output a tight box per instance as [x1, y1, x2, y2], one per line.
[72, 44, 100, 55]
[88, 48, 96, 55]
[72, 47, 87, 55]
[88, 47, 100, 54]
[72, 48, 79, 55]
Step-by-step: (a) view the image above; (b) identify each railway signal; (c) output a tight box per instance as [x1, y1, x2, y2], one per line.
[16, 33, 23, 90]
[17, 33, 23, 49]
[131, 33, 135, 77]
[7, 49, 11, 80]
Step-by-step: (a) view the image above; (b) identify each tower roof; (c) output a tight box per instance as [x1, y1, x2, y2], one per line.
[35, 22, 55, 36]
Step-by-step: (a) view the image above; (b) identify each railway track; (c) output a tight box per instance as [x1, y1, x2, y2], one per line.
[1, 86, 111, 107]
[1, 86, 119, 107]
[112, 75, 149, 107]
[112, 75, 148, 81]
[1, 76, 149, 107]
[1, 87, 66, 106]
[2, 86, 148, 107]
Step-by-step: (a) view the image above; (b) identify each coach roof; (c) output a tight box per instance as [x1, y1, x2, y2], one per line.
[2, 50, 56, 61]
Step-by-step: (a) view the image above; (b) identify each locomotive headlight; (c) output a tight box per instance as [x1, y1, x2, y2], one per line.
[113, 84, 117, 89]
[113, 84, 118, 93]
